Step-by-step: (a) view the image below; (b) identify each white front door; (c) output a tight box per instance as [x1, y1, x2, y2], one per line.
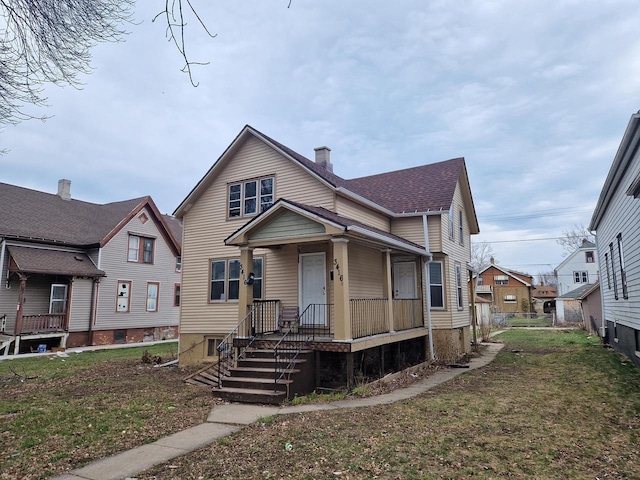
[299, 253, 326, 325]
[393, 262, 416, 299]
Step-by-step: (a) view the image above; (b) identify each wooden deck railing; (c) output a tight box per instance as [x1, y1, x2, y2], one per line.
[20, 314, 67, 334]
[350, 298, 389, 339]
[393, 298, 423, 330]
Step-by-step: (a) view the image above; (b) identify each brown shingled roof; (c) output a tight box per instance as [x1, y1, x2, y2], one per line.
[0, 182, 145, 246]
[8, 245, 105, 277]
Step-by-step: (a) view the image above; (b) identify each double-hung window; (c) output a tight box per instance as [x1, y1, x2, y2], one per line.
[494, 275, 508, 285]
[504, 294, 517, 303]
[116, 281, 131, 312]
[429, 261, 444, 308]
[146, 282, 159, 312]
[128, 235, 154, 264]
[617, 233, 628, 299]
[458, 209, 464, 245]
[448, 206, 454, 239]
[210, 258, 263, 302]
[610, 242, 618, 300]
[574, 271, 588, 284]
[455, 264, 463, 309]
[228, 177, 274, 218]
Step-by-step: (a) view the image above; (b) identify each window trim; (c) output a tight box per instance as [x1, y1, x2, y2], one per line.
[504, 294, 517, 303]
[176, 256, 182, 273]
[174, 283, 181, 307]
[617, 233, 628, 299]
[605, 252, 611, 289]
[116, 280, 132, 313]
[585, 251, 595, 263]
[610, 242, 618, 300]
[448, 206, 454, 239]
[458, 209, 464, 245]
[209, 257, 264, 303]
[455, 263, 463, 310]
[227, 176, 274, 219]
[429, 260, 445, 309]
[146, 282, 160, 312]
[49, 284, 68, 314]
[128, 234, 155, 264]
[573, 271, 588, 284]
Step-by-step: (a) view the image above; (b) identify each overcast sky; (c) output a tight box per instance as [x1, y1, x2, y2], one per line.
[2, 0, 639, 277]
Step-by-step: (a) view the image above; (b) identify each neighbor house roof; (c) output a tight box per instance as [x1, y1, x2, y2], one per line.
[556, 283, 597, 300]
[0, 182, 181, 255]
[174, 125, 479, 234]
[477, 264, 533, 287]
[7, 245, 105, 277]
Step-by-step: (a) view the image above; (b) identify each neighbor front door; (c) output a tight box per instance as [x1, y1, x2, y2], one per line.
[299, 253, 326, 325]
[393, 262, 416, 299]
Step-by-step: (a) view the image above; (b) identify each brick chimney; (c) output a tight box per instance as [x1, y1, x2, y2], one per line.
[314, 146, 333, 173]
[57, 179, 71, 200]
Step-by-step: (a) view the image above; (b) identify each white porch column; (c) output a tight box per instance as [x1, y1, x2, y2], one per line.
[331, 238, 351, 340]
[238, 246, 254, 336]
[382, 249, 395, 332]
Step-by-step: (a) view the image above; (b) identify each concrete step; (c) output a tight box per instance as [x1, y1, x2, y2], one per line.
[213, 386, 287, 405]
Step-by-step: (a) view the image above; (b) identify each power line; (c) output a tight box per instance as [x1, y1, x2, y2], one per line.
[474, 234, 594, 244]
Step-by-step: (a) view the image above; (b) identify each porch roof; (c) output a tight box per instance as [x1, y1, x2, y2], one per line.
[7, 245, 106, 277]
[225, 199, 430, 257]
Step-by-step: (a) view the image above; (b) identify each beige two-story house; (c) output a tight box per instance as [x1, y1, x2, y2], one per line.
[175, 126, 479, 400]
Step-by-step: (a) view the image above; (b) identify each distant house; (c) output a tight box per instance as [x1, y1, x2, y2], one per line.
[531, 284, 557, 315]
[0, 180, 182, 354]
[475, 261, 533, 314]
[555, 282, 598, 324]
[554, 240, 599, 296]
[174, 125, 479, 401]
[589, 111, 640, 365]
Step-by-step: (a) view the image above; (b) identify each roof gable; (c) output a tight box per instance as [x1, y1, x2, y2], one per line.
[478, 264, 532, 287]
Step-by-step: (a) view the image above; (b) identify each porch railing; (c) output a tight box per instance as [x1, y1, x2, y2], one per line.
[20, 314, 67, 334]
[350, 298, 389, 339]
[217, 300, 280, 387]
[298, 303, 333, 336]
[393, 298, 423, 331]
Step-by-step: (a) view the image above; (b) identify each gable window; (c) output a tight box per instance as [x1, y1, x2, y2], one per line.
[128, 235, 154, 264]
[116, 281, 131, 312]
[610, 242, 618, 300]
[429, 261, 444, 309]
[574, 271, 588, 284]
[455, 264, 463, 309]
[228, 176, 274, 219]
[504, 294, 517, 303]
[448, 206, 454, 239]
[617, 233, 628, 299]
[494, 275, 508, 285]
[458, 209, 464, 245]
[210, 257, 264, 302]
[585, 251, 595, 263]
[146, 282, 159, 312]
[605, 252, 611, 289]
[176, 256, 182, 273]
[174, 284, 181, 307]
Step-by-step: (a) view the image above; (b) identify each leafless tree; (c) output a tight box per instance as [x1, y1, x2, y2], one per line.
[470, 241, 496, 273]
[0, 0, 134, 127]
[556, 223, 595, 257]
[537, 270, 557, 287]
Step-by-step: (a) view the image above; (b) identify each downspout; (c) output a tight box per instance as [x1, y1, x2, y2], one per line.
[88, 278, 99, 345]
[0, 239, 6, 286]
[422, 215, 435, 360]
[591, 229, 607, 339]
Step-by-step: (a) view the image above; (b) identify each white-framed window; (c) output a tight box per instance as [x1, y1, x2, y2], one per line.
[176, 256, 182, 272]
[604, 252, 611, 289]
[574, 271, 588, 283]
[610, 242, 618, 300]
[494, 275, 508, 285]
[128, 235, 154, 264]
[458, 209, 464, 245]
[617, 233, 628, 299]
[455, 263, 463, 309]
[504, 294, 517, 303]
[209, 257, 264, 302]
[429, 261, 444, 309]
[146, 282, 159, 312]
[49, 284, 68, 314]
[228, 176, 274, 218]
[116, 280, 131, 312]
[448, 206, 454, 239]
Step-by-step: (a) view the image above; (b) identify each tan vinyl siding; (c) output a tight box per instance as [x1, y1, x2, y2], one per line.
[391, 217, 427, 248]
[426, 216, 443, 252]
[96, 207, 180, 331]
[263, 245, 299, 308]
[349, 245, 385, 299]
[68, 278, 94, 332]
[251, 210, 325, 242]
[336, 196, 390, 231]
[180, 136, 334, 335]
[430, 256, 453, 329]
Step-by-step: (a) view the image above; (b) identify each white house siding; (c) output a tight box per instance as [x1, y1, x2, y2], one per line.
[68, 278, 94, 332]
[596, 166, 640, 332]
[95, 206, 180, 331]
[180, 136, 335, 336]
[336, 196, 390, 231]
[555, 247, 599, 295]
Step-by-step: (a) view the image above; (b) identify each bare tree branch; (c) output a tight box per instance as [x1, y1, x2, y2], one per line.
[556, 223, 595, 257]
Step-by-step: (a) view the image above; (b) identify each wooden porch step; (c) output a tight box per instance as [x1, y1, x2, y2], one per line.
[222, 375, 293, 391]
[237, 357, 308, 370]
[183, 364, 220, 388]
[213, 386, 287, 405]
[229, 366, 300, 379]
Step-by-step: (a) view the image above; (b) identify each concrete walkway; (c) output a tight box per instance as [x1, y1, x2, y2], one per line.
[52, 342, 504, 480]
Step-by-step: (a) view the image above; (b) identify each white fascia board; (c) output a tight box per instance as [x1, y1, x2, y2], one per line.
[346, 225, 430, 257]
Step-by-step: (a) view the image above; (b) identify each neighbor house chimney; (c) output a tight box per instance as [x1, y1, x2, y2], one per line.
[57, 179, 71, 200]
[314, 146, 333, 173]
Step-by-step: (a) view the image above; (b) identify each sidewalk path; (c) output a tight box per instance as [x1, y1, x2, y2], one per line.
[52, 342, 504, 480]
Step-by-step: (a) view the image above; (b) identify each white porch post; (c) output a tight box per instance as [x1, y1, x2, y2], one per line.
[382, 249, 395, 332]
[238, 246, 254, 337]
[331, 238, 351, 340]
